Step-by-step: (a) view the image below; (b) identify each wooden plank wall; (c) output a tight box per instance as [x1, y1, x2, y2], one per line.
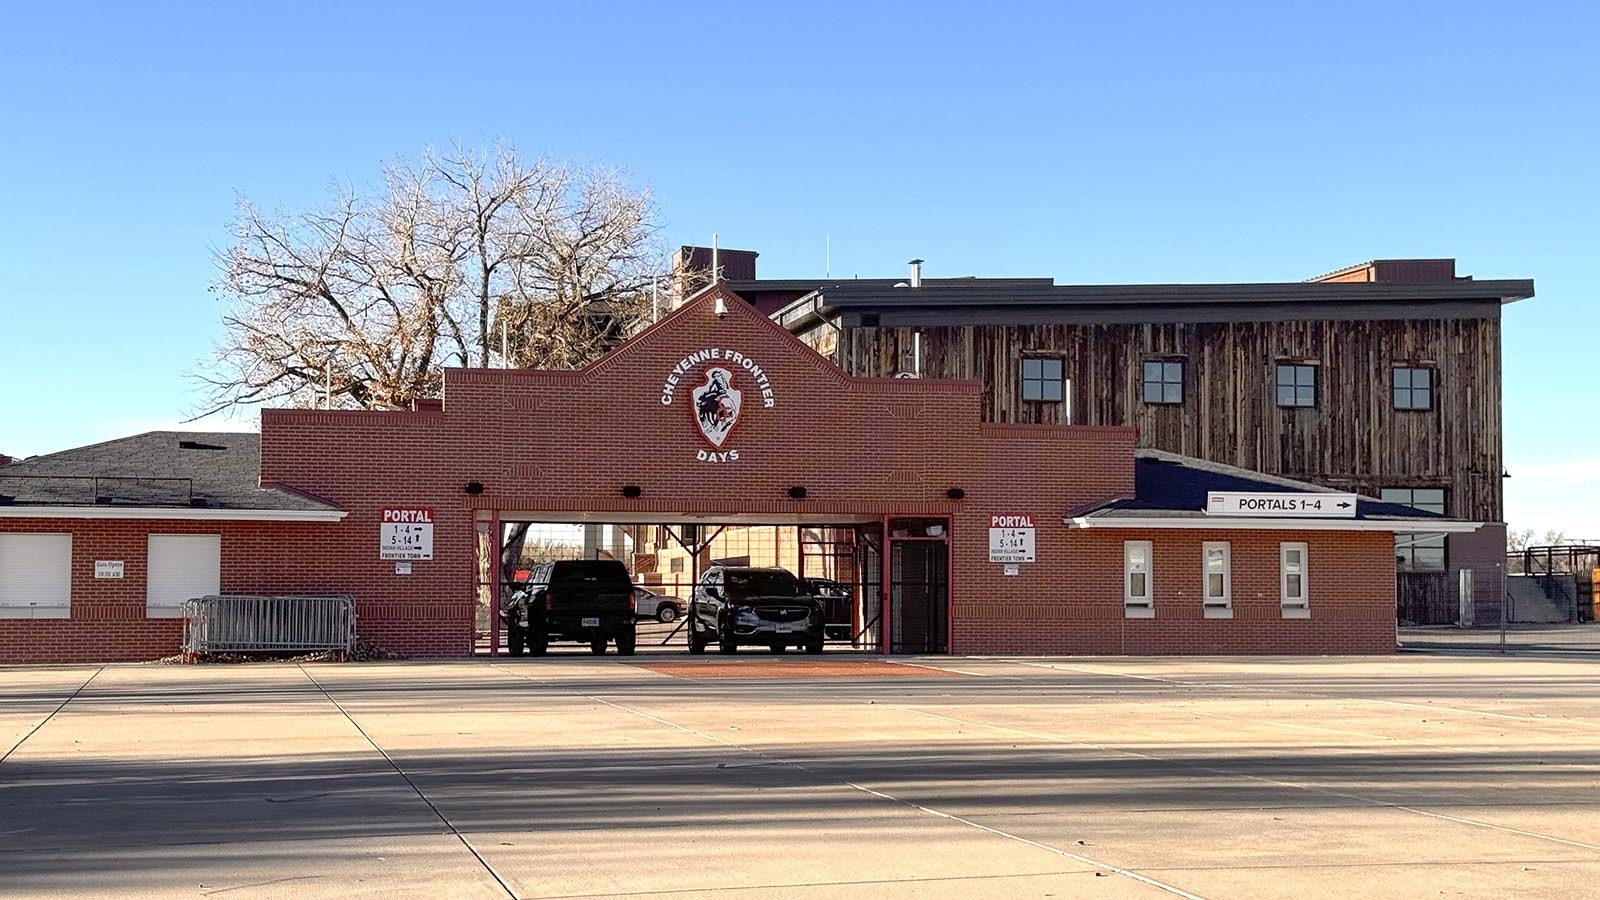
[835, 318, 1502, 521]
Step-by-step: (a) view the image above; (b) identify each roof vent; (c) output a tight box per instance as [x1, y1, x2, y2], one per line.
[908, 258, 923, 288]
[179, 440, 227, 451]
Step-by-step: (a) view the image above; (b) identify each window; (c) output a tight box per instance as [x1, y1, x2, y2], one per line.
[1124, 541, 1154, 618]
[1021, 357, 1064, 402]
[1393, 367, 1434, 410]
[146, 534, 221, 618]
[669, 556, 685, 574]
[1281, 542, 1309, 618]
[1276, 363, 1317, 407]
[1142, 360, 1184, 404]
[0, 533, 72, 619]
[1380, 488, 1446, 571]
[1202, 541, 1231, 617]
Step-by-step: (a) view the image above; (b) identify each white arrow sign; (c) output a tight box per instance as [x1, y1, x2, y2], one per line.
[1206, 491, 1358, 518]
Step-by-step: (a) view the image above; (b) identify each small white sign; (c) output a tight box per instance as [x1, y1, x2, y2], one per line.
[988, 513, 1036, 563]
[94, 560, 124, 579]
[1206, 491, 1358, 518]
[381, 507, 435, 560]
[1003, 564, 1020, 576]
[394, 562, 412, 575]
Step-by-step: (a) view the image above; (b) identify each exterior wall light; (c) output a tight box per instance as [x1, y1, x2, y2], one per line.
[787, 486, 807, 500]
[947, 487, 966, 500]
[464, 481, 485, 495]
[622, 485, 642, 498]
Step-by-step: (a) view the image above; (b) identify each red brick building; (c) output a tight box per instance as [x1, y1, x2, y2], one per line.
[0, 286, 1472, 663]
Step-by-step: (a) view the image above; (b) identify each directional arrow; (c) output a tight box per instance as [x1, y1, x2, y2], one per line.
[1337, 502, 1352, 509]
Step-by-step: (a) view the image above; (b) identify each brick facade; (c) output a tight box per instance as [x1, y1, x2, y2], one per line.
[1, 287, 1403, 662]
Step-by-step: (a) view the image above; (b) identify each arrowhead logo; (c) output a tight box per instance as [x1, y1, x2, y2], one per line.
[691, 367, 742, 448]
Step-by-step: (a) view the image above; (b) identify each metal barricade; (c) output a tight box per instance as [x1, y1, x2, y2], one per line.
[183, 594, 356, 657]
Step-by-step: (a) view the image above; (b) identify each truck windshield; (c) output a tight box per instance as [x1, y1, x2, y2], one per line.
[725, 570, 800, 599]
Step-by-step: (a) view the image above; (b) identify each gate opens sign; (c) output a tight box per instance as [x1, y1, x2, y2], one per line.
[988, 513, 1036, 563]
[380, 507, 434, 560]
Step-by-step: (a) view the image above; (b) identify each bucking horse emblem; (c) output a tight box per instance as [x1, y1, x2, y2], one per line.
[691, 367, 742, 447]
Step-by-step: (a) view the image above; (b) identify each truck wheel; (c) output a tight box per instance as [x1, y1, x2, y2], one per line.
[616, 630, 636, 656]
[689, 629, 707, 654]
[657, 605, 678, 624]
[506, 623, 525, 657]
[718, 633, 738, 655]
[769, 642, 787, 654]
[590, 637, 608, 655]
[530, 629, 548, 656]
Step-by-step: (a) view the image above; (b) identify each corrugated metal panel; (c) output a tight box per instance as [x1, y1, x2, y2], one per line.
[0, 532, 72, 617]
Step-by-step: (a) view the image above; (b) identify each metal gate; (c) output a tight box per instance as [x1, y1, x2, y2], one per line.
[889, 528, 949, 654]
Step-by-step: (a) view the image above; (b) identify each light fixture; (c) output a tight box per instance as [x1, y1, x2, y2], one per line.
[946, 487, 966, 500]
[622, 485, 642, 498]
[464, 481, 485, 495]
[787, 486, 807, 500]
[713, 295, 729, 318]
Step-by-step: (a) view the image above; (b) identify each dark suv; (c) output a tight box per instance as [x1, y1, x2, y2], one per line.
[689, 566, 824, 655]
[503, 560, 637, 656]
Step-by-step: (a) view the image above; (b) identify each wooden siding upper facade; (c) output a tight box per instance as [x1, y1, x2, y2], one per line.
[803, 306, 1511, 524]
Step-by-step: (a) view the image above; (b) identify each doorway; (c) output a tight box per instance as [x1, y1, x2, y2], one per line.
[888, 518, 950, 654]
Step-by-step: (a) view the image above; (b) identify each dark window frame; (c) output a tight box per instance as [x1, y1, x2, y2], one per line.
[1379, 487, 1447, 572]
[1275, 363, 1318, 408]
[1141, 359, 1185, 405]
[1020, 356, 1065, 403]
[1393, 366, 1435, 411]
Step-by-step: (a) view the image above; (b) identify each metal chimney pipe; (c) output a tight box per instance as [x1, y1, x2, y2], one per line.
[908, 258, 924, 288]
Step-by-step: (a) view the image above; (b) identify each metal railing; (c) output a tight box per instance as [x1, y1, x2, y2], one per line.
[183, 594, 356, 657]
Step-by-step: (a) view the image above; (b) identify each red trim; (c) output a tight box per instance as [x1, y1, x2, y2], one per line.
[488, 511, 501, 658]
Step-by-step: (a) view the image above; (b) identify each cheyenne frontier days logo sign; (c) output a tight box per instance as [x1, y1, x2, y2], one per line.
[660, 348, 776, 462]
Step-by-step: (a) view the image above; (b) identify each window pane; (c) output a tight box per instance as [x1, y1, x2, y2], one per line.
[1164, 362, 1182, 382]
[1022, 359, 1041, 379]
[1380, 488, 1410, 504]
[1394, 368, 1411, 389]
[1416, 369, 1431, 389]
[1284, 548, 1302, 570]
[1143, 361, 1162, 383]
[1278, 385, 1296, 406]
[1206, 549, 1224, 571]
[1043, 379, 1063, 401]
[1042, 359, 1062, 380]
[1413, 546, 1445, 570]
[1276, 365, 1293, 388]
[1296, 385, 1314, 406]
[1414, 388, 1430, 409]
[1286, 573, 1302, 598]
[1143, 381, 1163, 403]
[1413, 489, 1445, 512]
[1207, 573, 1224, 597]
[1129, 572, 1147, 598]
[1163, 382, 1182, 404]
[1022, 380, 1040, 401]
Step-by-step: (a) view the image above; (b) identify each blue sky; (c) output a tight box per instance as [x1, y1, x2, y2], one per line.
[1, 2, 1594, 534]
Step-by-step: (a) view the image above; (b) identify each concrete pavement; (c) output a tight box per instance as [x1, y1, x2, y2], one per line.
[2, 654, 1599, 898]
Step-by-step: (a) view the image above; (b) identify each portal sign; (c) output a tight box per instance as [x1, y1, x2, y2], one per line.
[988, 513, 1036, 563]
[380, 507, 435, 559]
[1205, 491, 1358, 518]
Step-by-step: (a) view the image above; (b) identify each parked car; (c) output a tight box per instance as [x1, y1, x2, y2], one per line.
[798, 577, 854, 641]
[689, 566, 824, 655]
[502, 560, 636, 656]
[633, 586, 685, 623]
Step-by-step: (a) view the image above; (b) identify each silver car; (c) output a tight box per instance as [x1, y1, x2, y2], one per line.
[632, 587, 685, 623]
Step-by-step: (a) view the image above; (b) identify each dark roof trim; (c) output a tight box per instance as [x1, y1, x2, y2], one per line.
[813, 279, 1534, 308]
[837, 299, 1506, 329]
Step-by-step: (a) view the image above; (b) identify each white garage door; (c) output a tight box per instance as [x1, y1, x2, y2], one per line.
[147, 534, 221, 618]
[0, 533, 72, 619]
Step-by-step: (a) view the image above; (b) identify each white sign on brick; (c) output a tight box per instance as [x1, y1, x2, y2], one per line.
[381, 508, 435, 560]
[988, 513, 1036, 563]
[94, 560, 124, 579]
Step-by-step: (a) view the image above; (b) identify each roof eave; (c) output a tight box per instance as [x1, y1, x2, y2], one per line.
[1065, 515, 1483, 533]
[0, 506, 348, 522]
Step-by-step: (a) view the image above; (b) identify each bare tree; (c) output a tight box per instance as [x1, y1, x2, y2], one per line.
[195, 142, 661, 415]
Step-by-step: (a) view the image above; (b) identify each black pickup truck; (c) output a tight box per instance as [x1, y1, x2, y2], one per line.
[503, 560, 637, 656]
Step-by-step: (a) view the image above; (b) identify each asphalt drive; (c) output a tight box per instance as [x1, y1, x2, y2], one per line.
[3, 653, 1599, 899]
